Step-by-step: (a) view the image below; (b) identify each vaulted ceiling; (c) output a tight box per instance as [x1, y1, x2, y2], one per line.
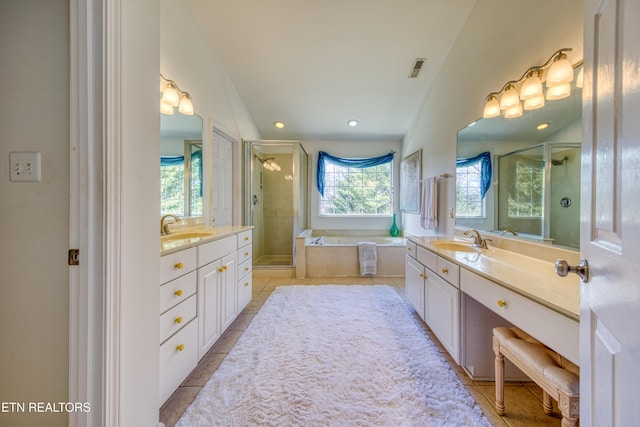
[188, 0, 477, 141]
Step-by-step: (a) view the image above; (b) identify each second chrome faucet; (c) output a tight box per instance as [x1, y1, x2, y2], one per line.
[463, 229, 491, 249]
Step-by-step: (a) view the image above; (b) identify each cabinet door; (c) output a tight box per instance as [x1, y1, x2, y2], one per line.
[219, 253, 237, 331]
[405, 255, 425, 320]
[425, 272, 460, 363]
[197, 260, 221, 359]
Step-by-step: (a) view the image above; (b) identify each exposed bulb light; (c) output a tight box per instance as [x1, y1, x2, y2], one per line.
[546, 83, 571, 100]
[274, 121, 285, 129]
[504, 102, 523, 119]
[546, 53, 574, 87]
[160, 100, 174, 115]
[500, 84, 520, 110]
[524, 94, 545, 110]
[520, 72, 543, 100]
[536, 122, 550, 130]
[483, 95, 501, 118]
[161, 82, 180, 107]
[347, 119, 359, 127]
[178, 93, 194, 115]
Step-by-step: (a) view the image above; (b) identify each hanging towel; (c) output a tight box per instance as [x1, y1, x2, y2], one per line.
[420, 176, 438, 230]
[357, 242, 377, 276]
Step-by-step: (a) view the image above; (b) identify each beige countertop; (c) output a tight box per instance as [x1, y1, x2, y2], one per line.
[407, 236, 580, 320]
[160, 225, 253, 256]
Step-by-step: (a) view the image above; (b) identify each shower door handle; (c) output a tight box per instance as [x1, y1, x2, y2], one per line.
[252, 194, 259, 206]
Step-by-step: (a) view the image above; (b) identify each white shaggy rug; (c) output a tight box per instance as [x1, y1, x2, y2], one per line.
[176, 285, 491, 427]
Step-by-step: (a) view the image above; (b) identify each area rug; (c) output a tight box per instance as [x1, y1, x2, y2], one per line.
[176, 285, 491, 427]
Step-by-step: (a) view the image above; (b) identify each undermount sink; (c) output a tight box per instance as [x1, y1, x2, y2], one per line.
[432, 241, 479, 253]
[161, 231, 214, 241]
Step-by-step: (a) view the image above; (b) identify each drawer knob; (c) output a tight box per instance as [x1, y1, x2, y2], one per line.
[244, 252, 249, 256]
[419, 273, 425, 278]
[407, 247, 412, 251]
[497, 299, 507, 307]
[218, 267, 224, 273]
[175, 316, 183, 324]
[175, 262, 183, 269]
[244, 282, 249, 287]
[222, 265, 228, 271]
[244, 237, 250, 241]
[245, 267, 250, 272]
[176, 344, 184, 352]
[441, 268, 448, 274]
[174, 289, 183, 297]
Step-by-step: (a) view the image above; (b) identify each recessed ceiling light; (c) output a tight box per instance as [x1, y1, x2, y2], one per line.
[536, 122, 550, 130]
[347, 119, 359, 127]
[274, 121, 285, 129]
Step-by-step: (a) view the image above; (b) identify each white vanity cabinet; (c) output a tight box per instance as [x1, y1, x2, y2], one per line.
[405, 241, 460, 364]
[159, 247, 198, 405]
[236, 229, 253, 312]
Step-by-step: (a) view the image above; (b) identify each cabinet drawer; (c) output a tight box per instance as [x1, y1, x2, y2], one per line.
[416, 246, 437, 271]
[238, 257, 252, 280]
[237, 229, 253, 248]
[460, 268, 579, 364]
[161, 247, 197, 284]
[198, 235, 237, 266]
[406, 240, 417, 259]
[160, 294, 197, 344]
[160, 271, 197, 314]
[159, 320, 198, 405]
[237, 245, 252, 265]
[436, 257, 459, 287]
[238, 275, 252, 313]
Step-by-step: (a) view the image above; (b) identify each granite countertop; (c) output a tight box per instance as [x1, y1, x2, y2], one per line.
[407, 236, 580, 320]
[160, 225, 253, 256]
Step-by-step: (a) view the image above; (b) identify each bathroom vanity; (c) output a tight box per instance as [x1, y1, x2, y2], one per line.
[159, 226, 253, 405]
[405, 234, 580, 380]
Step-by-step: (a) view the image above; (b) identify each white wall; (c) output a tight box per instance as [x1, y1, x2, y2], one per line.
[0, 2, 70, 426]
[402, 0, 584, 237]
[302, 140, 403, 232]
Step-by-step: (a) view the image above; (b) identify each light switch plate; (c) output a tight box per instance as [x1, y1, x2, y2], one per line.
[10, 151, 42, 182]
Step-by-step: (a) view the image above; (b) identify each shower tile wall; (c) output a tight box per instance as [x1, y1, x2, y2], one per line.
[263, 153, 294, 257]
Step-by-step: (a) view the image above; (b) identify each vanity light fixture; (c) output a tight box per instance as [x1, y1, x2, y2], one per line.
[274, 121, 286, 129]
[160, 74, 194, 115]
[482, 49, 582, 119]
[347, 119, 359, 127]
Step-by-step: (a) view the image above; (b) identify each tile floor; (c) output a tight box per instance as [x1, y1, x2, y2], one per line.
[160, 275, 563, 427]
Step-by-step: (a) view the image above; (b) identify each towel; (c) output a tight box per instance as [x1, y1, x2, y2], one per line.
[357, 242, 377, 275]
[420, 176, 438, 230]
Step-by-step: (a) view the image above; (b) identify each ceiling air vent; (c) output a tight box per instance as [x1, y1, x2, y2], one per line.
[409, 58, 426, 79]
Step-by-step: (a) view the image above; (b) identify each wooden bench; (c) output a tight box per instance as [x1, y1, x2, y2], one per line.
[493, 327, 580, 427]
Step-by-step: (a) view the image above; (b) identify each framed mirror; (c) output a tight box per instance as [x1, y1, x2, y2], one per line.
[456, 72, 582, 249]
[160, 113, 204, 217]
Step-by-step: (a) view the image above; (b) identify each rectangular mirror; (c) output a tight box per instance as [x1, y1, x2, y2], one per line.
[160, 113, 204, 217]
[456, 67, 582, 249]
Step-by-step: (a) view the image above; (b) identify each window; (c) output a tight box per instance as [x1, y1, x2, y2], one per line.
[318, 152, 393, 216]
[160, 141, 202, 216]
[456, 162, 484, 218]
[507, 161, 543, 218]
[456, 151, 491, 218]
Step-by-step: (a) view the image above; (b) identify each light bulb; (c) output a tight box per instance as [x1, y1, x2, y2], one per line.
[520, 73, 543, 100]
[162, 82, 180, 107]
[524, 94, 545, 110]
[160, 99, 174, 115]
[546, 83, 571, 100]
[500, 85, 520, 110]
[483, 96, 500, 118]
[546, 55, 573, 87]
[178, 93, 194, 115]
[504, 102, 523, 119]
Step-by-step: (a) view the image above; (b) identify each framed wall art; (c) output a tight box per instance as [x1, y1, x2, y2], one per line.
[400, 149, 422, 213]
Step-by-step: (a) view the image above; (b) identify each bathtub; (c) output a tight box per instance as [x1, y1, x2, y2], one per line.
[295, 229, 406, 278]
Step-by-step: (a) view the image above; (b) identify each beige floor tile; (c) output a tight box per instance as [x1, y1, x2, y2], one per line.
[228, 312, 256, 331]
[477, 384, 562, 427]
[209, 330, 243, 354]
[182, 353, 226, 387]
[242, 299, 264, 313]
[159, 386, 201, 427]
[466, 385, 510, 427]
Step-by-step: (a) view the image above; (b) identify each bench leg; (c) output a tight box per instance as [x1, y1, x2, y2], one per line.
[542, 391, 553, 415]
[559, 394, 580, 427]
[494, 349, 505, 416]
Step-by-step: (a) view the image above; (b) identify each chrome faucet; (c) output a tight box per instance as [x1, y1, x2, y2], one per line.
[464, 229, 491, 249]
[160, 214, 181, 236]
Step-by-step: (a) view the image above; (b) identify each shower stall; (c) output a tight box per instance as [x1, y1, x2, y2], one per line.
[244, 140, 309, 268]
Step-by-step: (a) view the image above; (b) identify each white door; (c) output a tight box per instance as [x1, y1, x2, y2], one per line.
[211, 135, 233, 226]
[405, 256, 425, 319]
[579, 0, 640, 424]
[219, 253, 237, 331]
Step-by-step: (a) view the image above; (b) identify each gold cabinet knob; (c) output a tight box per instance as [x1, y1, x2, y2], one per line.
[176, 344, 184, 352]
[244, 282, 249, 287]
[175, 262, 183, 269]
[218, 267, 224, 272]
[419, 273, 425, 278]
[222, 265, 228, 271]
[244, 252, 249, 256]
[407, 247, 412, 251]
[441, 268, 448, 274]
[497, 299, 507, 307]
[175, 316, 183, 324]
[245, 267, 250, 272]
[244, 237, 250, 241]
[174, 289, 183, 297]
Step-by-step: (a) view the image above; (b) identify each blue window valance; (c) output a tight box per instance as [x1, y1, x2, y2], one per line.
[456, 151, 492, 198]
[317, 150, 395, 196]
